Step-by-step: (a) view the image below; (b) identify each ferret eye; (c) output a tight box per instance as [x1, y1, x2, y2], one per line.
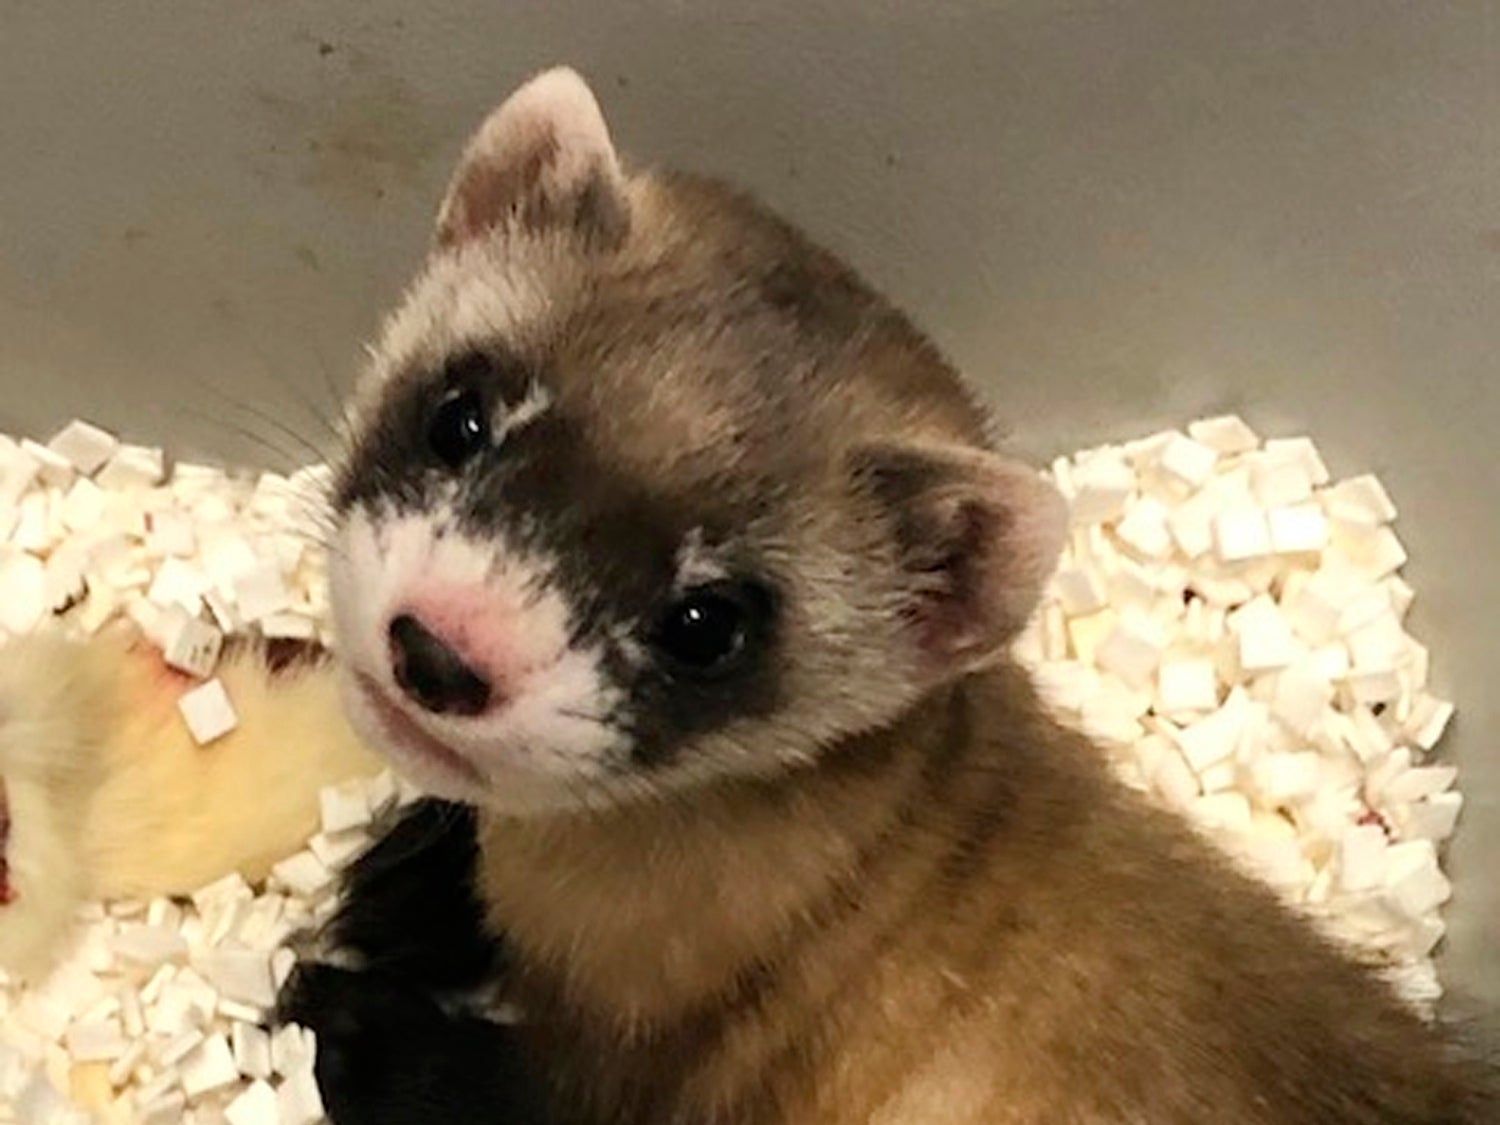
[428, 388, 490, 468]
[651, 581, 769, 679]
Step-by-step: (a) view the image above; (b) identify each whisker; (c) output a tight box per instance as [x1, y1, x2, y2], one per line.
[196, 383, 332, 466]
[554, 707, 616, 727]
[346, 798, 475, 879]
[245, 341, 347, 447]
[309, 338, 359, 438]
[172, 406, 305, 470]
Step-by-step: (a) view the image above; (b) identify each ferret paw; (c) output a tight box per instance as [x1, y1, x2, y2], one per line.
[321, 798, 507, 992]
[275, 962, 548, 1125]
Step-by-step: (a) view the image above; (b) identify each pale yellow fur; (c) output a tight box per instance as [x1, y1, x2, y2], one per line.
[0, 632, 116, 979]
[83, 639, 380, 897]
[0, 630, 381, 981]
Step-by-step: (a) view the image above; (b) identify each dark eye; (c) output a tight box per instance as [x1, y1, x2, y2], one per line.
[651, 582, 770, 679]
[428, 388, 490, 468]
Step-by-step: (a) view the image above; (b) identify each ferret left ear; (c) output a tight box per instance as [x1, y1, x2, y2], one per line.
[435, 66, 629, 250]
[854, 442, 1067, 673]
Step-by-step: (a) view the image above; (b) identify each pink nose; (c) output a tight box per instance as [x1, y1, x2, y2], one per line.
[388, 614, 492, 716]
[385, 585, 523, 717]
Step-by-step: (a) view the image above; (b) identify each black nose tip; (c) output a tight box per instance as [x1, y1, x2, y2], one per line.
[387, 614, 491, 716]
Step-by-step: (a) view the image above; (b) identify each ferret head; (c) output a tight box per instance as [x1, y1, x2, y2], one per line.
[328, 67, 1066, 814]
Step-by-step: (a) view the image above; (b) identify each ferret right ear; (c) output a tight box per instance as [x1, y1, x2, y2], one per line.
[854, 442, 1067, 674]
[435, 66, 629, 251]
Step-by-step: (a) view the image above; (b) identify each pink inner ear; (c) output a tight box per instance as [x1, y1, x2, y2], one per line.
[439, 133, 559, 248]
[910, 497, 1004, 662]
[905, 462, 1067, 670]
[854, 439, 1066, 671]
[435, 66, 626, 249]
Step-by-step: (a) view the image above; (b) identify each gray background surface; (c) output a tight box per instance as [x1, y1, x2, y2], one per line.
[1, 3, 1495, 1004]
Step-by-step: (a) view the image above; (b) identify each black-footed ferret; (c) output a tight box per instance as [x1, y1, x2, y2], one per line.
[276, 67, 1498, 1123]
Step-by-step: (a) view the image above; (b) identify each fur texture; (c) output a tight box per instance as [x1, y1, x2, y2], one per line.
[278, 962, 545, 1125]
[277, 66, 1498, 1123]
[316, 798, 501, 994]
[0, 629, 381, 979]
[84, 636, 380, 897]
[292, 677, 1500, 1124]
[276, 802, 537, 1124]
[0, 632, 115, 979]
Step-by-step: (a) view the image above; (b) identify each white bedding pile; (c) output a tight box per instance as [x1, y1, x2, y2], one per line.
[1014, 417, 1458, 1009]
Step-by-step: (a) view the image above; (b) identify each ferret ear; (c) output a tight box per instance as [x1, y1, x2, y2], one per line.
[435, 67, 629, 251]
[853, 442, 1067, 673]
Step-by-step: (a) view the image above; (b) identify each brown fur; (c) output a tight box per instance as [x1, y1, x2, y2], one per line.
[479, 669, 1493, 1123]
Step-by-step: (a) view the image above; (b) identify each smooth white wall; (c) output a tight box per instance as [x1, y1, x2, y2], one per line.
[1, 2, 1495, 1004]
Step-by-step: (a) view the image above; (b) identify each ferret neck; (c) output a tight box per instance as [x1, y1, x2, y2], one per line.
[476, 683, 972, 1032]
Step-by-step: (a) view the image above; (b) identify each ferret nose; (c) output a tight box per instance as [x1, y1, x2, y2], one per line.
[387, 614, 492, 717]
